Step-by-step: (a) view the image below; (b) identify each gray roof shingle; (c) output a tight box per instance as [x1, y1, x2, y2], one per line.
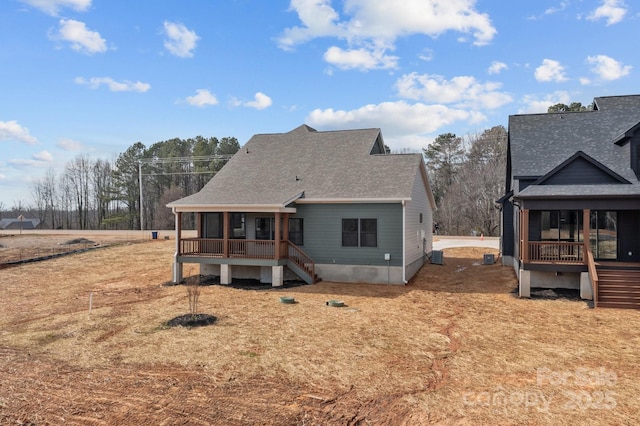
[510, 94, 640, 198]
[169, 125, 431, 209]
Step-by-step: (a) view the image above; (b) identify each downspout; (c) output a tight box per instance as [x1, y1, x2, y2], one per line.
[402, 200, 407, 284]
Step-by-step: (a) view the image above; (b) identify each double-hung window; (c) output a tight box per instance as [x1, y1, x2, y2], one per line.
[342, 218, 377, 247]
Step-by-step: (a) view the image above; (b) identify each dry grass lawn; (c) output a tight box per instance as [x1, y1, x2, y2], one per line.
[1, 235, 639, 425]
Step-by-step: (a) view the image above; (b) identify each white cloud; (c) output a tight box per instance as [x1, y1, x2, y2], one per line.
[488, 61, 508, 75]
[544, 1, 569, 15]
[245, 92, 273, 110]
[534, 59, 568, 82]
[587, 0, 627, 25]
[307, 100, 473, 149]
[57, 138, 83, 151]
[185, 89, 218, 107]
[277, 0, 345, 51]
[519, 91, 571, 114]
[20, 0, 91, 16]
[75, 76, 151, 92]
[0, 120, 38, 144]
[395, 73, 512, 109]
[9, 151, 53, 167]
[324, 46, 398, 70]
[51, 19, 107, 54]
[277, 0, 496, 71]
[163, 21, 199, 58]
[586, 54, 632, 80]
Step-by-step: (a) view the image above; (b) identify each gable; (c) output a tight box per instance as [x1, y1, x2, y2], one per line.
[534, 151, 630, 186]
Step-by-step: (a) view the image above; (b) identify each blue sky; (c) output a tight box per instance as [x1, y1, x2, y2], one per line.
[0, 0, 638, 207]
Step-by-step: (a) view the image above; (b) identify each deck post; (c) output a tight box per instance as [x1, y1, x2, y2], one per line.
[274, 212, 281, 259]
[173, 211, 183, 283]
[583, 209, 590, 263]
[223, 211, 229, 258]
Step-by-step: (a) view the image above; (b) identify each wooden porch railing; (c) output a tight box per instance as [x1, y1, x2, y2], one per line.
[180, 238, 277, 259]
[179, 238, 316, 282]
[286, 241, 314, 280]
[586, 248, 598, 307]
[526, 241, 584, 264]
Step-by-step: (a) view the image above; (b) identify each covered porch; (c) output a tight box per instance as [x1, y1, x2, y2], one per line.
[518, 208, 640, 308]
[171, 208, 315, 286]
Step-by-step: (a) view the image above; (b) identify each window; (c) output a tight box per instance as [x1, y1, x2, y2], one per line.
[255, 217, 273, 240]
[540, 210, 582, 242]
[342, 218, 377, 247]
[230, 213, 245, 239]
[289, 218, 304, 246]
[203, 213, 222, 238]
[590, 211, 617, 260]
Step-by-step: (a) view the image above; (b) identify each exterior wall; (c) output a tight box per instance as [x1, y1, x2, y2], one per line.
[315, 263, 404, 284]
[293, 203, 403, 268]
[404, 166, 433, 281]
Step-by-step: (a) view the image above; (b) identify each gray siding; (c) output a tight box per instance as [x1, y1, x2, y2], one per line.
[404, 166, 432, 279]
[501, 201, 514, 256]
[293, 203, 403, 267]
[542, 157, 622, 185]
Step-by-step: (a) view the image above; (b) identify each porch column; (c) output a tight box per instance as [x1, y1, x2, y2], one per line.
[197, 212, 204, 237]
[274, 212, 281, 259]
[583, 209, 590, 263]
[223, 211, 229, 258]
[220, 264, 232, 285]
[173, 211, 183, 283]
[282, 213, 290, 241]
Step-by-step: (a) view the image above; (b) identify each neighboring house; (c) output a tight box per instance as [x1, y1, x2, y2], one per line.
[499, 94, 640, 309]
[0, 217, 40, 230]
[167, 124, 435, 286]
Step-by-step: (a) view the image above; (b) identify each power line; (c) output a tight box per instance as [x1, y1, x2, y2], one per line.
[138, 154, 234, 231]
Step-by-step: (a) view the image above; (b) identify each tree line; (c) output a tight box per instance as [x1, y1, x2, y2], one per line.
[2, 136, 239, 230]
[425, 126, 508, 237]
[5, 103, 585, 234]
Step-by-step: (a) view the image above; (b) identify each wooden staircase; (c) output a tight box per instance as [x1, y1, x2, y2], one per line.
[595, 266, 640, 309]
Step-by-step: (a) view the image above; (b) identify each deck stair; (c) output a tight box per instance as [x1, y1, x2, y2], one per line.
[595, 265, 640, 309]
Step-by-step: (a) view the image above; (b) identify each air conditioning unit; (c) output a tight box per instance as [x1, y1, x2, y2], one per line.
[483, 254, 495, 265]
[431, 250, 444, 265]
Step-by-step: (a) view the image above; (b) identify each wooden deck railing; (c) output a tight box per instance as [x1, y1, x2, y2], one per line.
[180, 238, 278, 259]
[586, 248, 599, 307]
[526, 241, 584, 264]
[286, 242, 314, 279]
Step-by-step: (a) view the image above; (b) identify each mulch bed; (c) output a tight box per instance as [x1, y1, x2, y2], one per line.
[166, 313, 217, 328]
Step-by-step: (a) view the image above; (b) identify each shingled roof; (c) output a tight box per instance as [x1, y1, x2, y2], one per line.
[509, 95, 640, 199]
[169, 125, 432, 210]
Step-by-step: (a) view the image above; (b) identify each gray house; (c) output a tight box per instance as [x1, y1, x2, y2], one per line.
[499, 95, 640, 309]
[168, 124, 435, 286]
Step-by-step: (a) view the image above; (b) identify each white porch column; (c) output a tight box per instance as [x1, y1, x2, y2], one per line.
[221, 264, 232, 285]
[173, 211, 183, 283]
[519, 269, 531, 298]
[580, 272, 593, 300]
[272, 265, 284, 287]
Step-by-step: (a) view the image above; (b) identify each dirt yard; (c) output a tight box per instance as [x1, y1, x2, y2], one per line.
[1, 233, 639, 425]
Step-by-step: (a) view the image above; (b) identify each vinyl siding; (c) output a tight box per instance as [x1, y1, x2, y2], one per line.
[404, 166, 432, 274]
[541, 157, 622, 185]
[293, 203, 403, 266]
